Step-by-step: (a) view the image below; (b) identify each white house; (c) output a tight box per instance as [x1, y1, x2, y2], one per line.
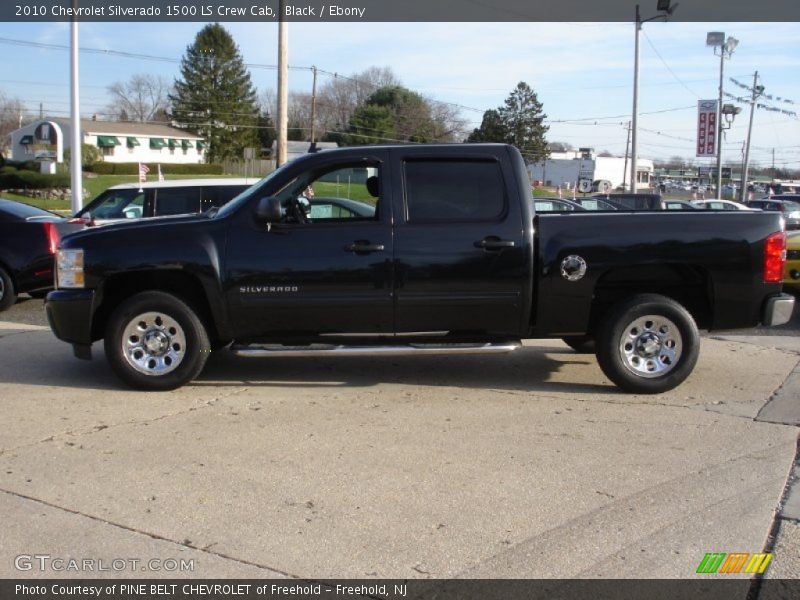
[528, 148, 655, 192]
[9, 118, 207, 172]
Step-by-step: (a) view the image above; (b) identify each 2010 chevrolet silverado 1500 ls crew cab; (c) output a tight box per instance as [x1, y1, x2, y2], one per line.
[46, 144, 794, 393]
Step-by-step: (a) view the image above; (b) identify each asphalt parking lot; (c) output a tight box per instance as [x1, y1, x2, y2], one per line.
[1, 295, 799, 585]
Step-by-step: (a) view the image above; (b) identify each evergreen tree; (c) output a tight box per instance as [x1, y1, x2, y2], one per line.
[498, 82, 549, 162]
[343, 86, 438, 145]
[467, 109, 506, 143]
[170, 24, 259, 163]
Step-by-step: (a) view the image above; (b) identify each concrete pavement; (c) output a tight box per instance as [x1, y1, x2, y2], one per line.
[1, 313, 798, 583]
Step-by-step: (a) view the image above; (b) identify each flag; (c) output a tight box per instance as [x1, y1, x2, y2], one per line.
[138, 163, 150, 184]
[158, 164, 164, 182]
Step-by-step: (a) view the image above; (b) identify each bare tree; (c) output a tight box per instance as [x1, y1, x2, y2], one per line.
[106, 74, 172, 122]
[0, 91, 29, 153]
[428, 99, 468, 142]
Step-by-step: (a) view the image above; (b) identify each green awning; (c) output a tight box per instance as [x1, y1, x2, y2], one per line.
[168, 139, 180, 149]
[96, 135, 121, 148]
[149, 138, 167, 149]
[126, 137, 140, 148]
[181, 140, 194, 150]
[20, 135, 33, 145]
[196, 140, 206, 150]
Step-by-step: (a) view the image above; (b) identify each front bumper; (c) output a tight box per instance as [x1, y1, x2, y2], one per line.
[45, 289, 96, 346]
[762, 293, 796, 327]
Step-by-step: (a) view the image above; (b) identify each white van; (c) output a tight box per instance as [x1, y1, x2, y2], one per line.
[73, 178, 257, 226]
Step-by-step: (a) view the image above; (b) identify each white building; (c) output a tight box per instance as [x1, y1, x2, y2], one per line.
[528, 148, 654, 192]
[9, 118, 206, 171]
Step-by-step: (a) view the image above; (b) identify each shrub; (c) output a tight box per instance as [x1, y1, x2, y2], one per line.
[64, 145, 103, 169]
[0, 170, 71, 189]
[87, 162, 224, 175]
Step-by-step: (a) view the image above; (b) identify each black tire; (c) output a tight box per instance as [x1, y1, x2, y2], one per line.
[104, 291, 210, 391]
[562, 336, 595, 353]
[596, 294, 699, 394]
[0, 266, 16, 312]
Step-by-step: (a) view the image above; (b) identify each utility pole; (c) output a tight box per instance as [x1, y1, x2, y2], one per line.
[69, 1, 83, 214]
[623, 120, 632, 191]
[310, 65, 318, 144]
[740, 71, 762, 202]
[276, 0, 288, 167]
[631, 5, 641, 193]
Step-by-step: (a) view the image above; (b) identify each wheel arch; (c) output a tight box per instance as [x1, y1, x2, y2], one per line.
[91, 270, 226, 345]
[586, 263, 712, 336]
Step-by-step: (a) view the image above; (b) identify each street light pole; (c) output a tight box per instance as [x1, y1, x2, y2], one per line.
[630, 1, 675, 193]
[709, 34, 737, 199]
[630, 5, 641, 193]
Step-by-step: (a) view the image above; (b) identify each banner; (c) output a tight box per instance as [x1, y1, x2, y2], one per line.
[696, 100, 718, 158]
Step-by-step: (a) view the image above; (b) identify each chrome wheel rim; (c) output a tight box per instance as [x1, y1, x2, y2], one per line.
[121, 312, 186, 376]
[618, 315, 682, 379]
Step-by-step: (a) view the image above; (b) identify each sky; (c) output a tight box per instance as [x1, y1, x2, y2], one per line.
[1, 19, 799, 170]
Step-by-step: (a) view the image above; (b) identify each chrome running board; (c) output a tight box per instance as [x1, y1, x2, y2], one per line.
[230, 341, 521, 358]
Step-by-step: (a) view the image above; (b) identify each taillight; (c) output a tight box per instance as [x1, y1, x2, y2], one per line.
[43, 222, 60, 255]
[764, 231, 787, 283]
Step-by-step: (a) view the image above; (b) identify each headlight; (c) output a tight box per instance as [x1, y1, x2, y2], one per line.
[56, 249, 85, 288]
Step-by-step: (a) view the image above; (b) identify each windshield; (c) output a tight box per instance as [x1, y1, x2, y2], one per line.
[214, 161, 295, 219]
[79, 188, 145, 219]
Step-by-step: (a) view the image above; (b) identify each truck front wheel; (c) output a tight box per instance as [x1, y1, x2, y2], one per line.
[104, 291, 210, 391]
[596, 294, 699, 394]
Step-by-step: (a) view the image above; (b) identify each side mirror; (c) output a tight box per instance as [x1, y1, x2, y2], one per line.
[255, 196, 282, 223]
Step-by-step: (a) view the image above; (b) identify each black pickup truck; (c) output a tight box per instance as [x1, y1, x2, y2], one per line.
[46, 144, 794, 393]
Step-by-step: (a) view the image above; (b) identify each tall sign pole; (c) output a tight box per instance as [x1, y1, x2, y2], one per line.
[69, 0, 83, 213]
[276, 0, 288, 167]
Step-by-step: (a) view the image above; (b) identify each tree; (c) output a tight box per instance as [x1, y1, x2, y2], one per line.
[106, 74, 172, 122]
[467, 109, 506, 143]
[548, 141, 574, 153]
[0, 92, 29, 154]
[64, 144, 102, 168]
[170, 24, 259, 163]
[342, 85, 439, 145]
[498, 82, 549, 163]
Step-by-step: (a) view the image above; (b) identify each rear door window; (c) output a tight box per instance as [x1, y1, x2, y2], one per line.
[200, 185, 251, 212]
[153, 187, 201, 216]
[403, 159, 506, 222]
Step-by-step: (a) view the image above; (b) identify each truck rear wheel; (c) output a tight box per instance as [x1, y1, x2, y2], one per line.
[596, 294, 699, 394]
[104, 291, 210, 391]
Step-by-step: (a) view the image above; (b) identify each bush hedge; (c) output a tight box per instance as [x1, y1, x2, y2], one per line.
[0, 169, 71, 189]
[88, 162, 224, 175]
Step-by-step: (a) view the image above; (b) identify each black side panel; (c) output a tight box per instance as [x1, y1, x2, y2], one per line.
[532, 211, 786, 336]
[392, 146, 530, 337]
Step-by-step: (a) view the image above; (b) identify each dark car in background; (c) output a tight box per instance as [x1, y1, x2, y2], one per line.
[747, 197, 800, 230]
[593, 193, 664, 210]
[0, 198, 83, 311]
[572, 197, 622, 211]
